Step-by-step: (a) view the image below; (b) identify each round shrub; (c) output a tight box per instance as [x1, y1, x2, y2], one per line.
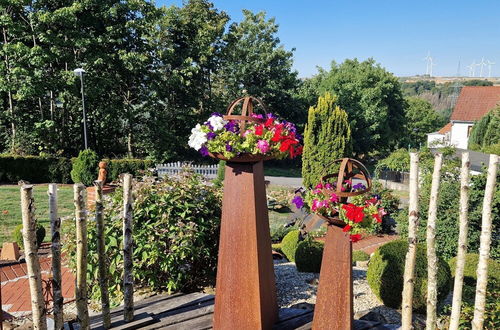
[448, 253, 500, 285]
[71, 149, 99, 186]
[281, 229, 301, 262]
[352, 250, 370, 265]
[13, 224, 46, 249]
[63, 173, 222, 304]
[295, 239, 324, 273]
[367, 239, 452, 313]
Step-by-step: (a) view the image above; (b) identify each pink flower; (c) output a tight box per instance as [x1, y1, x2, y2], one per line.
[243, 130, 252, 137]
[311, 199, 320, 211]
[325, 183, 333, 189]
[378, 208, 387, 217]
[257, 140, 270, 153]
[315, 183, 324, 189]
[329, 193, 339, 203]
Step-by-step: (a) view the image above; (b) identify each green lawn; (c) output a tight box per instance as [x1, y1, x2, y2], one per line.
[0, 184, 74, 245]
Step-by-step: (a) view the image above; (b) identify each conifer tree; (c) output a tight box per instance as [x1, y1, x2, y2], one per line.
[302, 92, 352, 188]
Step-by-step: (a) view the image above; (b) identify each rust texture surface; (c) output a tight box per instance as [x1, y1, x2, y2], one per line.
[213, 161, 278, 330]
[312, 225, 353, 330]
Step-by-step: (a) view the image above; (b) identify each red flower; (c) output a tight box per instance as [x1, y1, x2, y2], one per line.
[350, 234, 362, 242]
[342, 224, 351, 232]
[279, 137, 298, 153]
[265, 117, 274, 128]
[271, 125, 284, 142]
[342, 204, 365, 223]
[372, 213, 382, 223]
[365, 197, 377, 205]
[255, 125, 264, 136]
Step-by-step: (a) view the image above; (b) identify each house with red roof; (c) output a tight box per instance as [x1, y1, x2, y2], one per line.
[427, 86, 500, 149]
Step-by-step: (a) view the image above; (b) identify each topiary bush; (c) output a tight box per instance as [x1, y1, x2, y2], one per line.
[448, 253, 500, 285]
[367, 239, 452, 313]
[63, 173, 222, 305]
[213, 160, 226, 187]
[71, 149, 99, 186]
[105, 158, 155, 182]
[13, 224, 46, 249]
[0, 154, 72, 183]
[281, 229, 302, 262]
[295, 239, 324, 273]
[352, 250, 370, 265]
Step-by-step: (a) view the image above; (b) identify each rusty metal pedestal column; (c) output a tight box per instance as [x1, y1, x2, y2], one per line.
[313, 225, 353, 330]
[213, 161, 278, 330]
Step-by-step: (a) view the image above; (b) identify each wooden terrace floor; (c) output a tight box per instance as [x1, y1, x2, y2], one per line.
[66, 292, 386, 329]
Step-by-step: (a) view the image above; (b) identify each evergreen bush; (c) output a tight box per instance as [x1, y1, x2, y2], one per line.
[213, 160, 226, 187]
[448, 253, 500, 285]
[0, 154, 72, 183]
[469, 107, 500, 152]
[295, 239, 324, 273]
[281, 229, 302, 262]
[105, 158, 154, 182]
[367, 239, 452, 313]
[71, 150, 99, 186]
[352, 250, 370, 265]
[13, 224, 46, 249]
[302, 92, 352, 188]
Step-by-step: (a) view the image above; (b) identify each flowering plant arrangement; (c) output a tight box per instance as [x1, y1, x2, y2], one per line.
[291, 181, 386, 242]
[188, 112, 302, 159]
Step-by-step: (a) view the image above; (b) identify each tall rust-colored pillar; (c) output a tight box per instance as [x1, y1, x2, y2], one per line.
[213, 161, 278, 330]
[313, 225, 353, 330]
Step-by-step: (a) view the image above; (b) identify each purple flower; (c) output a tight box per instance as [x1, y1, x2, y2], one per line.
[374, 194, 381, 200]
[353, 183, 366, 191]
[267, 113, 276, 119]
[204, 122, 214, 130]
[207, 132, 216, 140]
[225, 143, 232, 152]
[199, 146, 209, 156]
[224, 121, 238, 133]
[292, 196, 304, 209]
[211, 112, 222, 117]
[251, 113, 264, 119]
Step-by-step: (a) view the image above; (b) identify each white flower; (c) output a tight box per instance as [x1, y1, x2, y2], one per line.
[207, 115, 227, 131]
[188, 124, 207, 151]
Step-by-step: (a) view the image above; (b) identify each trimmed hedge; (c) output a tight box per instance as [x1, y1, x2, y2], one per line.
[71, 150, 99, 186]
[448, 253, 500, 285]
[0, 154, 72, 183]
[367, 239, 452, 313]
[353, 250, 370, 265]
[281, 230, 301, 262]
[105, 158, 155, 182]
[13, 224, 46, 249]
[295, 239, 324, 273]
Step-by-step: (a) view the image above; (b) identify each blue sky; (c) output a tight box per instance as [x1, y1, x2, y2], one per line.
[157, 0, 500, 78]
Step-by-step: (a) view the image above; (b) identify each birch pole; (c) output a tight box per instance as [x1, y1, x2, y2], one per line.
[449, 152, 471, 330]
[95, 181, 111, 328]
[21, 185, 47, 330]
[472, 154, 498, 330]
[122, 174, 134, 322]
[401, 152, 419, 330]
[74, 184, 89, 329]
[425, 153, 443, 330]
[49, 184, 63, 330]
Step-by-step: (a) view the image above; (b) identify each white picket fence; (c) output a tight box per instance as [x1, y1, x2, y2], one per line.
[156, 162, 218, 179]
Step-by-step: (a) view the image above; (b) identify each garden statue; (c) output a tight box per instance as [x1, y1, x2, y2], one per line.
[189, 96, 302, 329]
[97, 161, 107, 183]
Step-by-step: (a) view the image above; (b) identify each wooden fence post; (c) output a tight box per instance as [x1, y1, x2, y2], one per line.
[49, 184, 63, 330]
[122, 174, 134, 322]
[425, 153, 442, 329]
[95, 181, 111, 328]
[21, 185, 47, 330]
[449, 152, 471, 330]
[472, 154, 498, 329]
[401, 152, 419, 330]
[74, 183, 89, 329]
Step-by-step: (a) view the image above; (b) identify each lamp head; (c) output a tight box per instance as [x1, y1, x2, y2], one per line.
[74, 68, 85, 76]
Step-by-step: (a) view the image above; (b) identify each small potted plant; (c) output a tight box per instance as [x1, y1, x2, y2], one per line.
[188, 96, 302, 162]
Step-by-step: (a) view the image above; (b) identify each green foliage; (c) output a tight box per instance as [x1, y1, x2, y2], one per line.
[271, 243, 282, 254]
[367, 240, 452, 312]
[70, 150, 99, 186]
[302, 93, 352, 187]
[0, 154, 72, 183]
[13, 223, 46, 249]
[213, 160, 226, 187]
[63, 173, 222, 304]
[313, 58, 406, 156]
[281, 229, 301, 262]
[370, 181, 401, 233]
[469, 107, 500, 153]
[352, 250, 370, 265]
[295, 239, 324, 273]
[375, 148, 411, 172]
[448, 253, 500, 285]
[398, 160, 500, 260]
[270, 225, 295, 243]
[403, 97, 446, 146]
[105, 159, 154, 182]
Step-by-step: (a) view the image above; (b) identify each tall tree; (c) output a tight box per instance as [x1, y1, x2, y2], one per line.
[404, 97, 445, 147]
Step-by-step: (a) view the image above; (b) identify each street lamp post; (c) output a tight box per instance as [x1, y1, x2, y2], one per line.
[74, 68, 88, 149]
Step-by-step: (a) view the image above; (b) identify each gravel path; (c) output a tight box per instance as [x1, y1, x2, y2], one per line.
[274, 259, 402, 324]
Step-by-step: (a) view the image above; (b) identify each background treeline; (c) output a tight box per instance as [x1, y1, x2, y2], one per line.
[1, 0, 454, 162]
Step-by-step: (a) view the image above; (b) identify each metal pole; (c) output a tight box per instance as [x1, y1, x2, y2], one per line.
[80, 73, 88, 149]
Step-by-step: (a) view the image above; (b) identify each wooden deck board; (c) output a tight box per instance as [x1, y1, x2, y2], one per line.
[66, 292, 383, 329]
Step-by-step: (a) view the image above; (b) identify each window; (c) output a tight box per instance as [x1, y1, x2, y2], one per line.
[467, 125, 473, 137]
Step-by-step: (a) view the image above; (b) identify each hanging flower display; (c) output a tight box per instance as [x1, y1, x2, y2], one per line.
[188, 112, 302, 160]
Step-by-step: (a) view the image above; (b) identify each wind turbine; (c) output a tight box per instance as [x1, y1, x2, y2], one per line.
[467, 60, 477, 77]
[478, 57, 487, 77]
[486, 59, 495, 77]
[423, 52, 432, 76]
